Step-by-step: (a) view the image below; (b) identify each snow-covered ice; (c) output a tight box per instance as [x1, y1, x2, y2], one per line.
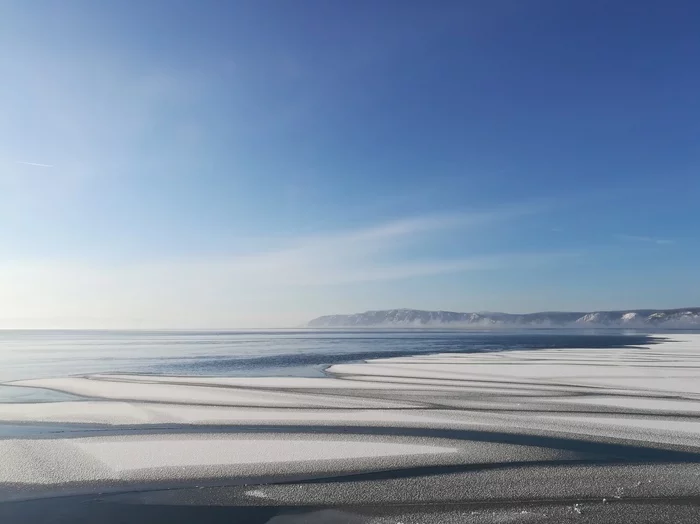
[2, 333, 700, 502]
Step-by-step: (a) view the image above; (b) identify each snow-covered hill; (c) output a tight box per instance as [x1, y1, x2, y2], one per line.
[307, 307, 700, 328]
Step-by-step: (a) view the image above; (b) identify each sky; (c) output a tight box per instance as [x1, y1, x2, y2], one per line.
[1, 0, 699, 328]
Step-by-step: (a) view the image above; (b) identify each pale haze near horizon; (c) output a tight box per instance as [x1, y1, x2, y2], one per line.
[1, 1, 699, 329]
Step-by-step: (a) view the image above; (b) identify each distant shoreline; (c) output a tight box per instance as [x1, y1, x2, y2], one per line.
[308, 307, 700, 328]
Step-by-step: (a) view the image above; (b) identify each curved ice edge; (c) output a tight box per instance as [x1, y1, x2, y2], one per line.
[1, 334, 700, 498]
[4, 334, 700, 431]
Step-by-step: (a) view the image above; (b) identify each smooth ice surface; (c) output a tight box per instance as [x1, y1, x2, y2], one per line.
[8, 377, 419, 408]
[72, 438, 458, 470]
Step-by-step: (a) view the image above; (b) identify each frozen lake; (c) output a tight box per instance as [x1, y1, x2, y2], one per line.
[2, 331, 700, 521]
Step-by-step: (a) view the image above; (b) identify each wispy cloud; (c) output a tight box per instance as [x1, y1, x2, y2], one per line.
[16, 161, 54, 168]
[618, 234, 675, 245]
[223, 204, 550, 284]
[8, 207, 569, 291]
[0, 205, 574, 327]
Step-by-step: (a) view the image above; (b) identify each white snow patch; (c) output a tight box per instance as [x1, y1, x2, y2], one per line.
[73, 437, 457, 471]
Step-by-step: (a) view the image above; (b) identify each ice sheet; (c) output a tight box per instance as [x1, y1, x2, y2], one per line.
[2, 334, 700, 499]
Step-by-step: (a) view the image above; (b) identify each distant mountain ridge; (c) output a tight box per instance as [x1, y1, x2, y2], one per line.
[307, 307, 700, 328]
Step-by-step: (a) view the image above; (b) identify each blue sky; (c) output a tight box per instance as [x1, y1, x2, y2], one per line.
[1, 1, 699, 327]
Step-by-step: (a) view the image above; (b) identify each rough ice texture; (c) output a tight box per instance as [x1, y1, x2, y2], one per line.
[2, 334, 700, 502]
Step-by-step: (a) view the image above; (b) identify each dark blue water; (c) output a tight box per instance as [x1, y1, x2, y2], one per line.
[0, 329, 659, 384]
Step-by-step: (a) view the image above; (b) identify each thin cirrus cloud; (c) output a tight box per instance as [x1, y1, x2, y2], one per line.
[211, 203, 552, 286]
[0, 204, 574, 327]
[618, 234, 675, 245]
[15, 161, 54, 168]
[3, 205, 563, 292]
